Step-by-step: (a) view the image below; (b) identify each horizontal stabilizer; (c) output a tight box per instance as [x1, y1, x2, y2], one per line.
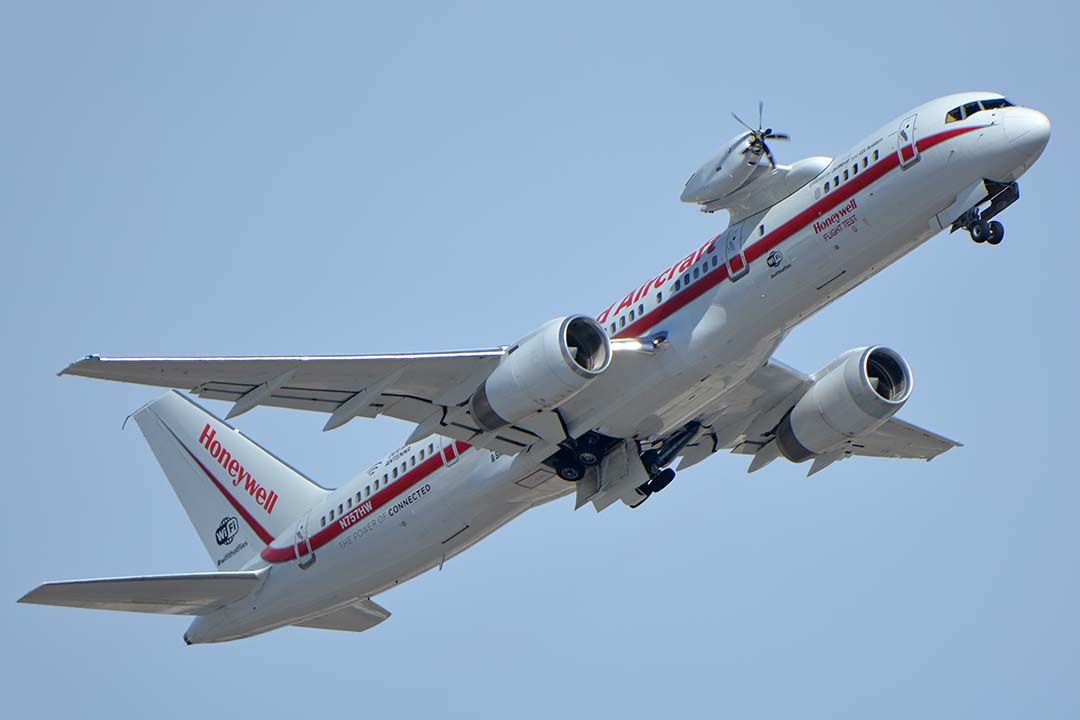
[292, 599, 391, 633]
[18, 570, 267, 615]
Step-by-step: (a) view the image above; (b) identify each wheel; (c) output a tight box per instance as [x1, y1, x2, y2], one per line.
[556, 462, 585, 481]
[987, 220, 1004, 245]
[970, 220, 989, 243]
[647, 468, 676, 494]
[576, 450, 600, 466]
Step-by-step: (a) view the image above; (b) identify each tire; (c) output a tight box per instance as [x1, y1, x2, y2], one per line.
[970, 220, 988, 243]
[987, 220, 1004, 245]
[648, 468, 676, 494]
[577, 450, 600, 466]
[556, 462, 585, 481]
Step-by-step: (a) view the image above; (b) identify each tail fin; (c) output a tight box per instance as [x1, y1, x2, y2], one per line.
[134, 391, 327, 570]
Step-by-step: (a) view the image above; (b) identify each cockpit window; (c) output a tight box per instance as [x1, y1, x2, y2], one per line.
[944, 98, 1014, 123]
[981, 98, 1012, 110]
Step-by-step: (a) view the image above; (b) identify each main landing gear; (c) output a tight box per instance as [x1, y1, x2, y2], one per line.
[631, 421, 701, 506]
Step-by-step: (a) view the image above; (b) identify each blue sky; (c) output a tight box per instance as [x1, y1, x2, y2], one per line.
[2, 1, 1077, 717]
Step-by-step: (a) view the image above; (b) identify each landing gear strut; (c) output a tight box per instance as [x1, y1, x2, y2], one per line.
[955, 180, 1017, 246]
[633, 422, 701, 504]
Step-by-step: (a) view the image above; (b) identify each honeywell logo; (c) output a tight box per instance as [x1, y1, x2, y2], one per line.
[813, 198, 857, 234]
[198, 424, 279, 514]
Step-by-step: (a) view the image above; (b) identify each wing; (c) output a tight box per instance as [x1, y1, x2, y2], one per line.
[675, 359, 960, 474]
[18, 570, 266, 615]
[292, 599, 390, 633]
[61, 351, 563, 455]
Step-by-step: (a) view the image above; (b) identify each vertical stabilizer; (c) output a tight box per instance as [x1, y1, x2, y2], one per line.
[134, 391, 327, 570]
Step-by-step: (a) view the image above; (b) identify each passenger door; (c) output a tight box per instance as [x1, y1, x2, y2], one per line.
[725, 224, 749, 281]
[897, 114, 919, 168]
[293, 516, 316, 569]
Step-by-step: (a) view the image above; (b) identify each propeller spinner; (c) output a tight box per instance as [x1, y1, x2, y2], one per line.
[731, 100, 790, 169]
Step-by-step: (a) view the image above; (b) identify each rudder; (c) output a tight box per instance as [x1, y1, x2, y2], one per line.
[134, 391, 327, 570]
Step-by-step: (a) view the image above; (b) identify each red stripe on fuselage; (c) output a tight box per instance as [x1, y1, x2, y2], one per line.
[261, 440, 469, 563]
[615, 125, 983, 339]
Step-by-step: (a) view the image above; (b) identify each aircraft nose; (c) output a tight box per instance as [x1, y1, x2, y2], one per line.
[1004, 107, 1051, 158]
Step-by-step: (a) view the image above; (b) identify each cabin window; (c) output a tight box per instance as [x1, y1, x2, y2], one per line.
[610, 323, 616, 334]
[638, 303, 644, 314]
[683, 273, 690, 285]
[843, 169, 849, 181]
[656, 292, 662, 303]
[702, 261, 709, 274]
[873, 149, 879, 161]
[410, 456, 415, 467]
[321, 516, 326, 527]
[759, 225, 765, 236]
[392, 468, 398, 479]
[329, 509, 335, 520]
[851, 164, 858, 176]
[338, 504, 343, 515]
[629, 309, 635, 321]
[428, 443, 435, 455]
[400, 462, 406, 474]
[711, 255, 718, 268]
[862, 156, 868, 168]
[619, 316, 626, 328]
[419, 449, 425, 460]
[693, 267, 700, 280]
[347, 497, 353, 509]
[833, 175, 839, 186]
[365, 486, 371, 497]
[674, 279, 681, 291]
[823, 183, 830, 194]
[356, 492, 362, 503]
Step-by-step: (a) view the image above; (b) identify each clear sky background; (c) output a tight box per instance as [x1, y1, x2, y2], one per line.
[2, 1, 1077, 717]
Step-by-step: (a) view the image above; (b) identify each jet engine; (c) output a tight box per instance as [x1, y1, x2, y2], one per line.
[470, 315, 611, 432]
[775, 346, 913, 462]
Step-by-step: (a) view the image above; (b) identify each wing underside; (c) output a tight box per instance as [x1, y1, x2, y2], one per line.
[675, 359, 960, 474]
[61, 352, 566, 455]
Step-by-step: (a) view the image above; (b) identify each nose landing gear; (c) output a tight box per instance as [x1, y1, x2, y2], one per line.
[966, 213, 1005, 245]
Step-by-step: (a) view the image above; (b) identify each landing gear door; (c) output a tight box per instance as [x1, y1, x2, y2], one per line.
[725, 225, 749, 281]
[897, 114, 919, 168]
[293, 516, 316, 569]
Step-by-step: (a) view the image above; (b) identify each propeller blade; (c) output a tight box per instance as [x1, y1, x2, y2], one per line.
[757, 100, 764, 131]
[732, 112, 755, 133]
[768, 132, 790, 141]
[763, 143, 776, 169]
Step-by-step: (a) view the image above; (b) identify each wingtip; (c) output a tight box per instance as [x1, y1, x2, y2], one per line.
[58, 354, 100, 377]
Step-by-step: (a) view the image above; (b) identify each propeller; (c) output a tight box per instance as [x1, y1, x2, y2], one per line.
[731, 100, 790, 169]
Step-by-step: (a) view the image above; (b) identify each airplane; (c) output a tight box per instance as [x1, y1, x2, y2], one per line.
[20, 91, 1050, 644]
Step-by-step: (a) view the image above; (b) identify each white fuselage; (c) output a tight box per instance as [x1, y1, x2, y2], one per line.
[185, 92, 1050, 643]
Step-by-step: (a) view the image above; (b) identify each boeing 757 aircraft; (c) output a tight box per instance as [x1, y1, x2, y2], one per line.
[20, 92, 1049, 644]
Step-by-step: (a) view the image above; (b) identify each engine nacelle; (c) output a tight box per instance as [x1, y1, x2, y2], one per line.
[680, 132, 761, 207]
[776, 346, 913, 462]
[470, 315, 611, 432]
